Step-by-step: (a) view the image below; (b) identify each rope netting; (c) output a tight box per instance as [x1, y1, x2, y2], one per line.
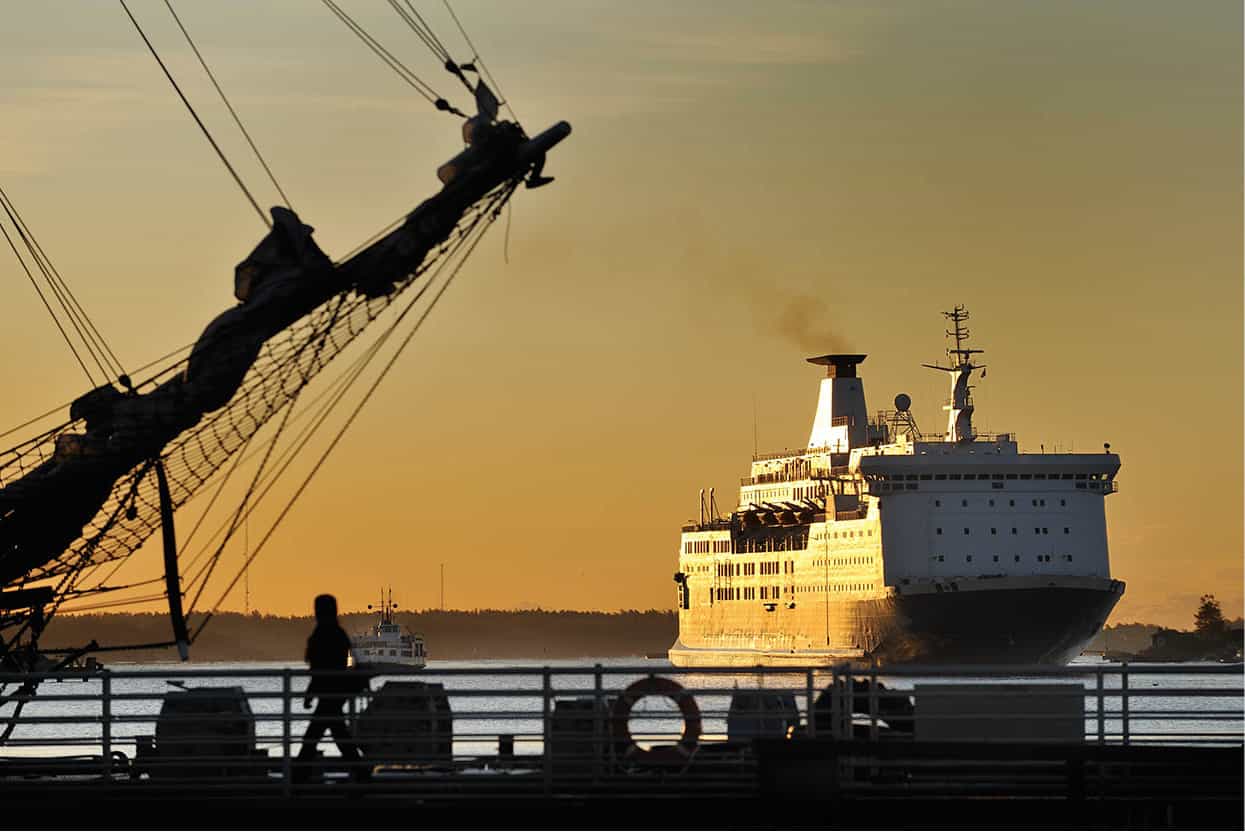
[2, 186, 511, 605]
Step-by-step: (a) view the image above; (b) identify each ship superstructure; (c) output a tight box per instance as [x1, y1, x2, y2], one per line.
[349, 589, 427, 672]
[669, 307, 1124, 666]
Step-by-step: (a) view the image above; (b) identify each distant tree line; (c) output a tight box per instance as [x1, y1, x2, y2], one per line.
[1087, 596, 1244, 661]
[40, 609, 678, 663]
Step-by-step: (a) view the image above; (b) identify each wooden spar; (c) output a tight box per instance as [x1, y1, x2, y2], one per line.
[153, 458, 189, 661]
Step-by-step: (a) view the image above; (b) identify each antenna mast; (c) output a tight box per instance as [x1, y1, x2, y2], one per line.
[921, 305, 986, 443]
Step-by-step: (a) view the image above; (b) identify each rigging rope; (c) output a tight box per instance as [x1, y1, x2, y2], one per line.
[441, 0, 519, 124]
[320, 0, 461, 114]
[386, 0, 450, 63]
[0, 217, 96, 385]
[0, 187, 126, 381]
[118, 0, 271, 229]
[162, 0, 295, 210]
[192, 182, 516, 637]
[3, 186, 514, 640]
[0, 340, 192, 446]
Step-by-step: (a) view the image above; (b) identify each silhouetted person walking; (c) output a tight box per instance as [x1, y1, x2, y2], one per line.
[294, 594, 367, 782]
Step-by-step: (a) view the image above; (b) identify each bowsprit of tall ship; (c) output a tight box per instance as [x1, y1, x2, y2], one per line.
[669, 306, 1125, 666]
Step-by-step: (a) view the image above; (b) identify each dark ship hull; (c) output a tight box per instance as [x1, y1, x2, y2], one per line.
[669, 577, 1125, 667]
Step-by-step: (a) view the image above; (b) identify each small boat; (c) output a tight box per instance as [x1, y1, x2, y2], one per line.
[348, 589, 427, 672]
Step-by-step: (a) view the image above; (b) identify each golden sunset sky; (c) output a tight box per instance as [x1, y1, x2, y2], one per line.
[1, 1, 1240, 627]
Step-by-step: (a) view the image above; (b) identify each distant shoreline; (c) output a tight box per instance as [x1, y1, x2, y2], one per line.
[42, 609, 678, 663]
[40, 613, 1212, 664]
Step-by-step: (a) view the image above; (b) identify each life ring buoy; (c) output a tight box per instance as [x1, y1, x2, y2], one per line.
[610, 676, 701, 765]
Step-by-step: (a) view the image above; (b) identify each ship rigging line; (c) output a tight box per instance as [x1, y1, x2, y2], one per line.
[0, 340, 193, 446]
[0, 217, 96, 385]
[51, 184, 512, 624]
[161, 0, 294, 210]
[440, 0, 519, 124]
[386, 0, 450, 64]
[182, 217, 484, 619]
[192, 182, 516, 639]
[383, 0, 474, 99]
[118, 0, 270, 229]
[319, 0, 462, 115]
[0, 188, 124, 383]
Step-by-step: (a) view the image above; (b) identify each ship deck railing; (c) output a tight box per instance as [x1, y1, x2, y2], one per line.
[0, 662, 1238, 803]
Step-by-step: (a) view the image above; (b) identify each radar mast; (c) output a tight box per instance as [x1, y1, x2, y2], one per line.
[921, 305, 986, 442]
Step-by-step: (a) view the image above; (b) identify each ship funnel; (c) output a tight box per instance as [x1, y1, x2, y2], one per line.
[806, 354, 868, 450]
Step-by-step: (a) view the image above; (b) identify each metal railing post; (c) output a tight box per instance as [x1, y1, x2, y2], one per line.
[1121, 661, 1130, 746]
[282, 669, 292, 795]
[868, 664, 878, 741]
[842, 669, 854, 740]
[593, 664, 603, 781]
[101, 669, 112, 780]
[1096, 668, 1105, 744]
[806, 669, 816, 737]
[542, 668, 552, 797]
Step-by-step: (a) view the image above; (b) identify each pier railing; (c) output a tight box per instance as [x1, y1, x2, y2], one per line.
[0, 662, 1239, 801]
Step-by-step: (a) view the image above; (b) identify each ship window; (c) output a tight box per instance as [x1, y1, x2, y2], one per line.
[1034, 473, 1046, 479]
[1076, 482, 1087, 489]
[992, 482, 1003, 489]
[1043, 527, 1049, 534]
[960, 499, 968, 507]
[1039, 499, 1046, 506]
[1064, 527, 1070, 534]
[920, 474, 932, 480]
[1011, 528, 1018, 535]
[963, 528, 970, 535]
[966, 555, 973, 562]
[1062, 474, 1074, 479]
[1020, 474, 1032, 480]
[1008, 499, 1015, 506]
[1034, 527, 1040, 534]
[992, 555, 999, 562]
[988, 499, 995, 507]
[991, 528, 997, 535]
[949, 474, 962, 480]
[935, 474, 947, 480]
[1075, 474, 1087, 480]
[938, 555, 945, 562]
[935, 500, 941, 507]
[1014, 555, 1021, 562]
[907, 483, 918, 490]
[1006, 474, 1018, 480]
[936, 528, 943, 535]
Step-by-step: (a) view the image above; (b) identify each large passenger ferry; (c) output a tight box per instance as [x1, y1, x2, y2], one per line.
[669, 307, 1124, 666]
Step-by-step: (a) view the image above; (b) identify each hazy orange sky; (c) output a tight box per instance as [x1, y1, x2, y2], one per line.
[1, 1, 1240, 628]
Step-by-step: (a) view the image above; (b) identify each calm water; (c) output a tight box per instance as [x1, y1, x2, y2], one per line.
[2, 657, 1241, 759]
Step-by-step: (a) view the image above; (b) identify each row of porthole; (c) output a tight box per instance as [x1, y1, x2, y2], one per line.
[935, 497, 1066, 508]
[931, 554, 1074, 563]
[937, 526, 1070, 536]
[881, 473, 1103, 482]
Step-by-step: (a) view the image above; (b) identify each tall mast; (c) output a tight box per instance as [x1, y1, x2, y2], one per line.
[921, 305, 986, 443]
